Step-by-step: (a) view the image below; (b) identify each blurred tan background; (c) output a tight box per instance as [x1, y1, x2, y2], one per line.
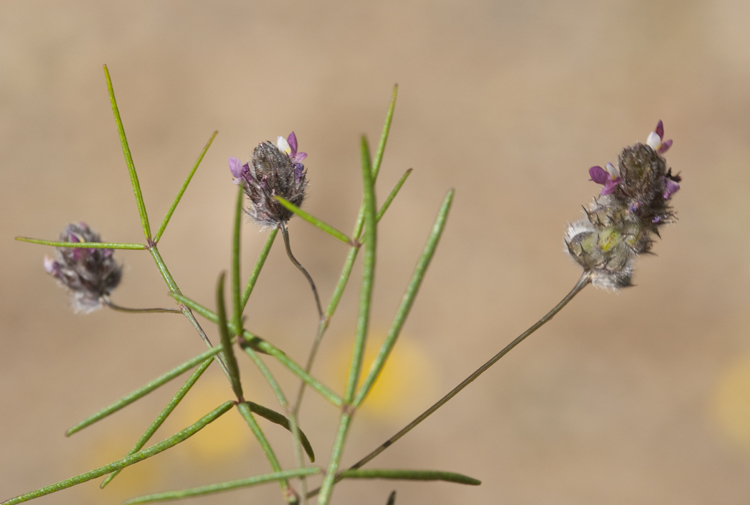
[2, 1, 750, 504]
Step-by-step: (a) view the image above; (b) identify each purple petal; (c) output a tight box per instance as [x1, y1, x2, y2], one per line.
[589, 166, 609, 185]
[293, 152, 307, 163]
[229, 157, 243, 179]
[287, 132, 298, 157]
[657, 139, 672, 154]
[652, 216, 661, 224]
[600, 178, 621, 195]
[664, 179, 680, 199]
[655, 120, 664, 140]
[69, 233, 80, 243]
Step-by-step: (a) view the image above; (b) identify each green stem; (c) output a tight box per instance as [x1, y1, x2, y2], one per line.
[344, 273, 591, 475]
[149, 246, 232, 379]
[102, 296, 181, 314]
[235, 402, 295, 503]
[100, 357, 214, 488]
[103, 64, 151, 240]
[170, 293, 343, 407]
[240, 228, 278, 312]
[243, 346, 311, 498]
[280, 222, 323, 321]
[317, 137, 378, 505]
[354, 190, 453, 407]
[154, 131, 218, 243]
[2, 402, 233, 505]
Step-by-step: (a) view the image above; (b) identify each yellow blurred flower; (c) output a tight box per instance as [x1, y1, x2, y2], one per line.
[332, 332, 439, 422]
[713, 354, 750, 447]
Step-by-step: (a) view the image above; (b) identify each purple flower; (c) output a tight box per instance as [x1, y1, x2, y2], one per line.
[646, 120, 673, 154]
[44, 223, 122, 313]
[228, 132, 309, 227]
[663, 177, 680, 200]
[589, 162, 621, 195]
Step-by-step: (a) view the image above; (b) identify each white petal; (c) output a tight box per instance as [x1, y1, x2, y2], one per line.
[646, 131, 661, 150]
[605, 162, 619, 178]
[276, 136, 291, 154]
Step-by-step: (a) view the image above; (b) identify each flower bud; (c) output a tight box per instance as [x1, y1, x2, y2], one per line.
[229, 132, 308, 228]
[44, 223, 122, 313]
[566, 121, 681, 289]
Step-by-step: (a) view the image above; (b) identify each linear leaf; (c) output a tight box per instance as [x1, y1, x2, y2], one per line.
[15, 237, 145, 249]
[244, 401, 315, 462]
[339, 469, 480, 486]
[274, 196, 353, 245]
[66, 346, 223, 436]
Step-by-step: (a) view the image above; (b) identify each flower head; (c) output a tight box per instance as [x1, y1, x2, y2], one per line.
[229, 132, 308, 227]
[567, 121, 681, 289]
[44, 223, 122, 312]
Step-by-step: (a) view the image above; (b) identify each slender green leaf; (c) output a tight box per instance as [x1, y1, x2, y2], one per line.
[121, 468, 320, 505]
[2, 402, 233, 505]
[101, 357, 214, 488]
[231, 186, 243, 334]
[243, 401, 315, 462]
[345, 136, 377, 403]
[154, 131, 218, 243]
[274, 196, 353, 245]
[66, 346, 223, 436]
[373, 85, 397, 179]
[216, 272, 243, 400]
[339, 469, 480, 486]
[318, 136, 378, 505]
[354, 189, 454, 407]
[359, 168, 413, 245]
[170, 292, 343, 407]
[103, 64, 151, 240]
[240, 228, 277, 311]
[235, 402, 290, 496]
[15, 237, 145, 249]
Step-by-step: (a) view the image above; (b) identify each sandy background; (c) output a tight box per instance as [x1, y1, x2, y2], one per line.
[2, 1, 750, 504]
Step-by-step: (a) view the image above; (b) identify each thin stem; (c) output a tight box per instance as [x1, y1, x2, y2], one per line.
[15, 237, 145, 249]
[241, 228, 278, 312]
[149, 246, 232, 379]
[103, 64, 151, 240]
[307, 272, 592, 499]
[280, 222, 323, 322]
[154, 131, 218, 243]
[169, 292, 343, 407]
[2, 402, 233, 505]
[102, 296, 181, 314]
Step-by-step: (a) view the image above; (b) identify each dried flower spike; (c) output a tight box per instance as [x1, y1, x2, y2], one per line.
[566, 121, 681, 289]
[44, 223, 122, 313]
[229, 132, 308, 227]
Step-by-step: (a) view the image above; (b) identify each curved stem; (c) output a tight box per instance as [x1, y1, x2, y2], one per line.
[307, 271, 592, 499]
[102, 296, 181, 314]
[280, 222, 323, 321]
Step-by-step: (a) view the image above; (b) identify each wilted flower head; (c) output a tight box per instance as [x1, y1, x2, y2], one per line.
[566, 121, 681, 289]
[44, 223, 122, 313]
[229, 132, 308, 227]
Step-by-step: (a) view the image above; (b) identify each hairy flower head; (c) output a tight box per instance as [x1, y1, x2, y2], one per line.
[44, 223, 122, 312]
[566, 121, 681, 289]
[229, 132, 308, 227]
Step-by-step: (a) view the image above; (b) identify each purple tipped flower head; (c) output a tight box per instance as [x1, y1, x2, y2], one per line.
[229, 132, 309, 227]
[44, 223, 122, 313]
